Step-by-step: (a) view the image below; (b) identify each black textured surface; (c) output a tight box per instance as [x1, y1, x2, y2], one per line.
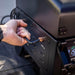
[0, 42, 36, 75]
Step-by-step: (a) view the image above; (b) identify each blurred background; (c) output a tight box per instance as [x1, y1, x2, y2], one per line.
[0, 0, 16, 22]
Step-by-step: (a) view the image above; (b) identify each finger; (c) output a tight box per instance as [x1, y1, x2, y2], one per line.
[20, 38, 28, 45]
[17, 27, 31, 39]
[17, 27, 25, 33]
[17, 31, 31, 40]
[19, 32, 31, 40]
[16, 27, 20, 32]
[17, 38, 28, 46]
[16, 20, 27, 27]
[14, 33, 28, 46]
[18, 27, 24, 31]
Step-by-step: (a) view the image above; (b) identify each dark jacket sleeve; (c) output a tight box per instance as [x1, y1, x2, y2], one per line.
[0, 27, 3, 41]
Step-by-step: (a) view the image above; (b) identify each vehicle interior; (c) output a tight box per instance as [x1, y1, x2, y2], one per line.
[0, 0, 75, 75]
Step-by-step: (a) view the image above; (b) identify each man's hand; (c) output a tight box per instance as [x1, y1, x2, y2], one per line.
[0, 19, 31, 46]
